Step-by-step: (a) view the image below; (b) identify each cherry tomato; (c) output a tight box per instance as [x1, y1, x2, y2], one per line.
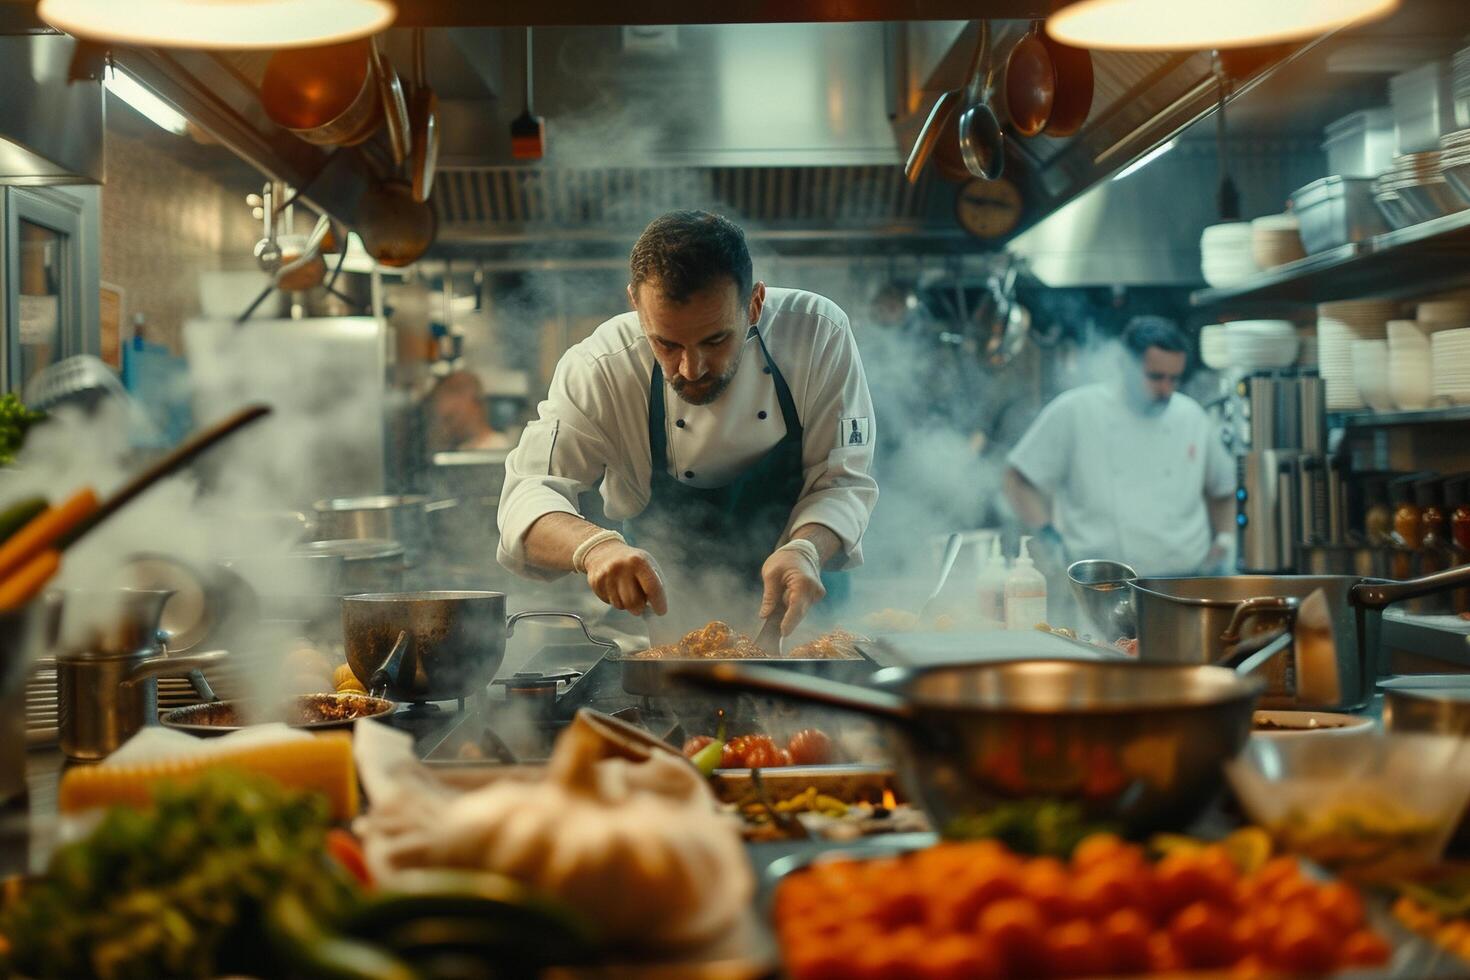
[1019, 857, 1077, 921]
[1072, 864, 1145, 919]
[915, 934, 1002, 980]
[1100, 908, 1153, 973]
[1342, 930, 1392, 967]
[1072, 832, 1128, 872]
[1147, 932, 1184, 972]
[1154, 853, 1237, 916]
[1169, 901, 1240, 969]
[1045, 919, 1109, 979]
[1269, 911, 1336, 974]
[681, 735, 713, 758]
[870, 884, 928, 929]
[325, 828, 372, 888]
[743, 743, 789, 768]
[945, 864, 1023, 930]
[787, 728, 834, 765]
[976, 898, 1045, 976]
[1314, 880, 1367, 931]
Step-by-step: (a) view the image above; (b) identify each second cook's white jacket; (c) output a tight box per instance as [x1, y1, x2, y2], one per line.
[497, 287, 879, 580]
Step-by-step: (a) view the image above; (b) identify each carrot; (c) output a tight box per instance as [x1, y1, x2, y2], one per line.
[0, 549, 60, 611]
[0, 487, 97, 582]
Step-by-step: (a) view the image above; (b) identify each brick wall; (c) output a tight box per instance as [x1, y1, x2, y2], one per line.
[99, 130, 261, 353]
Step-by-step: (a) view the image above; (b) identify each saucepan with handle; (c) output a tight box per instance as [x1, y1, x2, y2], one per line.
[672, 657, 1263, 837]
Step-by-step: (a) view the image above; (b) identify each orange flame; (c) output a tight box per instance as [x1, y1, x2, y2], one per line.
[881, 789, 898, 810]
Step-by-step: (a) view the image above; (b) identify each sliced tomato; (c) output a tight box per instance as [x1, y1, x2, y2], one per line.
[326, 827, 373, 889]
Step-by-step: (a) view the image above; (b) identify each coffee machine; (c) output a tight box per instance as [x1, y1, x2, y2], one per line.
[1236, 371, 1336, 573]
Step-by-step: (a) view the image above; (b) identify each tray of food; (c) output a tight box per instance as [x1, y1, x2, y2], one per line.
[763, 829, 1462, 980]
[611, 621, 878, 697]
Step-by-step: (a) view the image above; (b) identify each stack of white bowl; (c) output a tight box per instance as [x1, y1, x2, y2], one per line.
[1388, 319, 1432, 410]
[1319, 299, 1396, 410]
[1418, 295, 1470, 332]
[1250, 214, 1307, 269]
[1223, 320, 1299, 371]
[1432, 328, 1470, 404]
[1199, 324, 1230, 371]
[1200, 222, 1257, 288]
[1352, 339, 1392, 410]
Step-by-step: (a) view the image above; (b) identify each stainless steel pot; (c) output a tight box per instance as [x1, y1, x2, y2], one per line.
[1067, 559, 1137, 642]
[52, 590, 227, 760]
[1131, 562, 1470, 711]
[295, 538, 406, 594]
[313, 495, 430, 559]
[673, 659, 1263, 837]
[341, 591, 615, 702]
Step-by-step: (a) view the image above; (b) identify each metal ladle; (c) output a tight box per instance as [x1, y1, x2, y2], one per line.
[958, 21, 1005, 181]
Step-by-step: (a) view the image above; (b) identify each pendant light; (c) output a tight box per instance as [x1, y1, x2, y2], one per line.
[1047, 0, 1399, 51]
[37, 0, 396, 50]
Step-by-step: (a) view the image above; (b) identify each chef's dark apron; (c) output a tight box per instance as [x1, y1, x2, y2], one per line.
[624, 326, 848, 610]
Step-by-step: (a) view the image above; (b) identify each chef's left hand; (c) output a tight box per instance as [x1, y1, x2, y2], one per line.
[760, 541, 825, 636]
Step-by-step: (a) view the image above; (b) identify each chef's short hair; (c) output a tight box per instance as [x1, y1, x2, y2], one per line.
[1122, 316, 1188, 361]
[630, 210, 753, 304]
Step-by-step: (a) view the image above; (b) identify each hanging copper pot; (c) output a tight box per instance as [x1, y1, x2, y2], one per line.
[356, 179, 436, 268]
[260, 39, 382, 148]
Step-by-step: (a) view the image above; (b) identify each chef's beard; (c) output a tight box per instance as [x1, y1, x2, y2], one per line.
[1122, 381, 1171, 416]
[672, 359, 740, 405]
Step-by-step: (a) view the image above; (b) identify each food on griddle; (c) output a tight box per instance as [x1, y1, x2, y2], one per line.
[630, 621, 861, 660]
[773, 836, 1391, 979]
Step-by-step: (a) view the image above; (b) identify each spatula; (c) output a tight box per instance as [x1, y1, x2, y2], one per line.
[754, 602, 785, 657]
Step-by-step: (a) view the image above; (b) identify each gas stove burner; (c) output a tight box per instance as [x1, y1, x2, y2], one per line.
[397, 700, 458, 720]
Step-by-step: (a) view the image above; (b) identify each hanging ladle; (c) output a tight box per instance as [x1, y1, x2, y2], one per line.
[958, 20, 1005, 181]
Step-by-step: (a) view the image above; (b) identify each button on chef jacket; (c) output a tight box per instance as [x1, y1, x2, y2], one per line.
[497, 287, 879, 580]
[1006, 382, 1235, 576]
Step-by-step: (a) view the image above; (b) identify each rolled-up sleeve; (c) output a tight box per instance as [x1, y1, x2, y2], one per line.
[496, 354, 618, 580]
[1007, 394, 1075, 495]
[786, 313, 879, 569]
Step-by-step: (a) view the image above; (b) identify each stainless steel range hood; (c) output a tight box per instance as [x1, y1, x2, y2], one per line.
[0, 35, 103, 184]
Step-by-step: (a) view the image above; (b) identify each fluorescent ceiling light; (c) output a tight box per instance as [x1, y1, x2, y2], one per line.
[1112, 138, 1177, 181]
[38, 0, 395, 50]
[105, 66, 188, 135]
[1048, 0, 1399, 51]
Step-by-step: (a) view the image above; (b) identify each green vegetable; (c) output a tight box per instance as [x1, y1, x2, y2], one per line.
[944, 799, 1118, 858]
[0, 496, 46, 545]
[691, 738, 724, 777]
[0, 394, 45, 467]
[0, 770, 362, 979]
[266, 891, 414, 980]
[340, 871, 600, 973]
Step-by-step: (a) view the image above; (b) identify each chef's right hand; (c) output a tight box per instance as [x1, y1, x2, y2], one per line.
[583, 541, 669, 617]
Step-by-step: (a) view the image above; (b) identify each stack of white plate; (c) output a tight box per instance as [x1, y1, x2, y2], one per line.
[1199, 324, 1230, 370]
[1319, 299, 1396, 410]
[1201, 222, 1257, 288]
[1388, 319, 1432, 409]
[1455, 45, 1470, 130]
[1383, 151, 1467, 222]
[1352, 339, 1392, 410]
[1223, 320, 1299, 370]
[1432, 327, 1470, 404]
[1418, 294, 1470, 332]
[1251, 214, 1307, 269]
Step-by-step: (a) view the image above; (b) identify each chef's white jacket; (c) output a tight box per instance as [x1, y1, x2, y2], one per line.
[1007, 383, 1235, 576]
[497, 287, 879, 580]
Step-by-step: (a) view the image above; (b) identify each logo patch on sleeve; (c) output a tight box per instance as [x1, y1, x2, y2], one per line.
[840, 416, 871, 447]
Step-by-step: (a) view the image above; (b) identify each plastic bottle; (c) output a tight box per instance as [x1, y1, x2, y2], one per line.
[976, 536, 1009, 625]
[1004, 535, 1049, 630]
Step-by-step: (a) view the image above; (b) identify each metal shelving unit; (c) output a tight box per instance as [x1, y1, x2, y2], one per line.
[1333, 405, 1470, 428]
[1191, 207, 1470, 308]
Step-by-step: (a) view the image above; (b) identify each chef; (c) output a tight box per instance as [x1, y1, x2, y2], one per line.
[497, 210, 878, 636]
[1002, 316, 1236, 576]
